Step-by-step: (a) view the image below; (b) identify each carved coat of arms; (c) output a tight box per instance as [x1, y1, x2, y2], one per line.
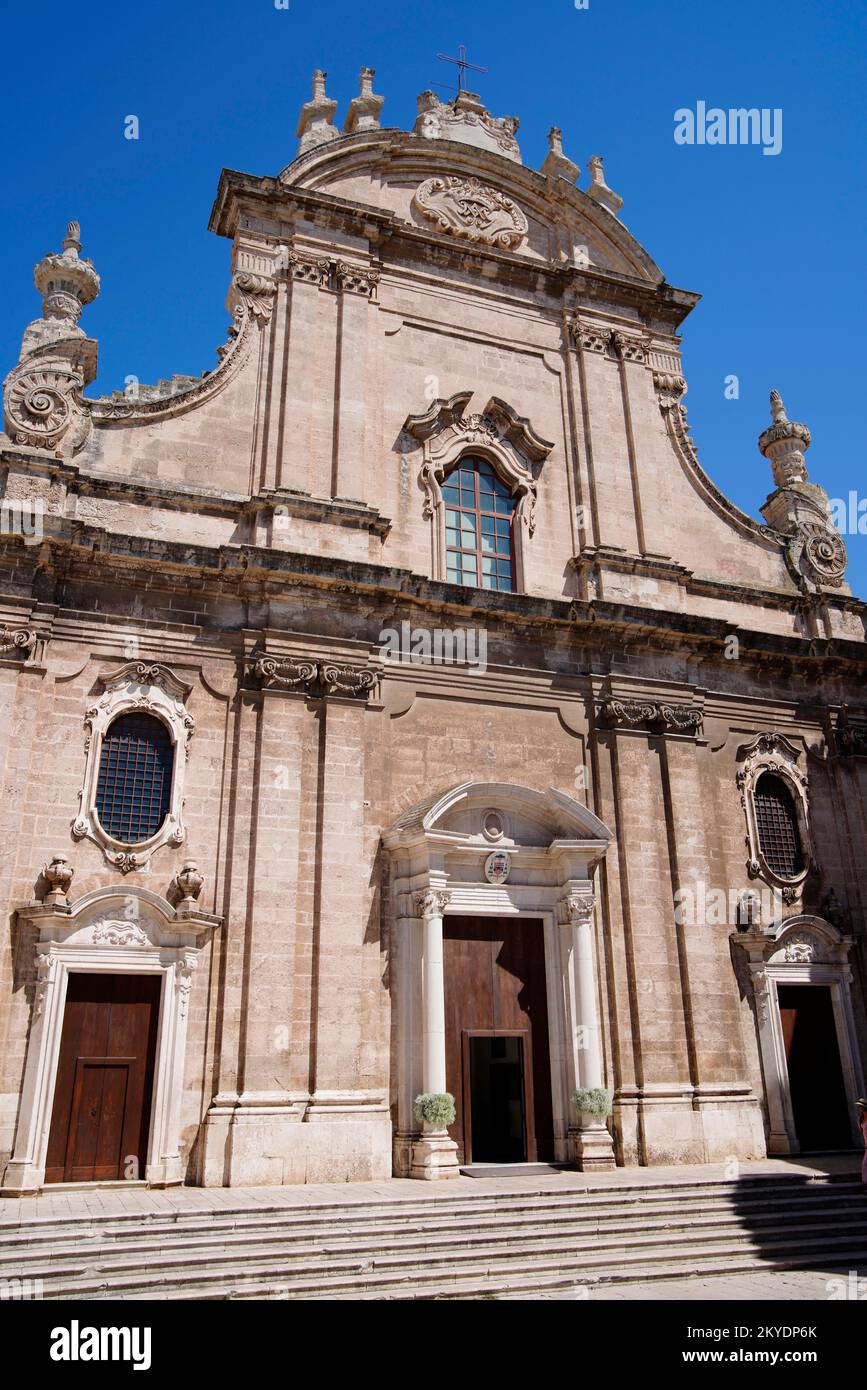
[413, 176, 528, 250]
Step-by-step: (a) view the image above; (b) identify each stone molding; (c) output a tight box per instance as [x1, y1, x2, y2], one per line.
[71, 661, 195, 871]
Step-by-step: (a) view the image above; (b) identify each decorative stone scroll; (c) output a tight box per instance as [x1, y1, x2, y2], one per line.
[599, 699, 703, 734]
[758, 392, 848, 591]
[334, 261, 380, 298]
[412, 175, 528, 250]
[611, 331, 648, 364]
[836, 711, 867, 758]
[0, 626, 36, 660]
[253, 655, 377, 700]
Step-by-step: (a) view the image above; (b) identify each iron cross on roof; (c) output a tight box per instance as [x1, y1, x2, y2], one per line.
[436, 44, 488, 94]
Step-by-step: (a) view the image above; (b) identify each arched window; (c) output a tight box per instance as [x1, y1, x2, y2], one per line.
[442, 457, 516, 592]
[753, 772, 804, 879]
[95, 712, 174, 844]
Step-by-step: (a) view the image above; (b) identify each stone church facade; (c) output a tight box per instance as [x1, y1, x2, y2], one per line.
[0, 69, 865, 1192]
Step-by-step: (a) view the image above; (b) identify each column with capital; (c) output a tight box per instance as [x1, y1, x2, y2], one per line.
[410, 888, 460, 1179]
[559, 888, 617, 1171]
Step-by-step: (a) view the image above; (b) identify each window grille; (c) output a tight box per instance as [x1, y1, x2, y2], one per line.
[95, 712, 173, 843]
[754, 772, 803, 878]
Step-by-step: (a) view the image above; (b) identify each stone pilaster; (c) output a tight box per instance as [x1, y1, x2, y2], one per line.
[304, 684, 391, 1181]
[659, 737, 765, 1161]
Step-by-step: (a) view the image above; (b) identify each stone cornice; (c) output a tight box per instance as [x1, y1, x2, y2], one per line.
[3, 524, 865, 678]
[209, 168, 698, 331]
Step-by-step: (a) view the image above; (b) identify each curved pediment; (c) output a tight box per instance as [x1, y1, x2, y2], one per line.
[279, 131, 663, 283]
[385, 780, 613, 850]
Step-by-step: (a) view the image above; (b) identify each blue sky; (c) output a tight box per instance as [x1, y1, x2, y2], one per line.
[2, 0, 865, 595]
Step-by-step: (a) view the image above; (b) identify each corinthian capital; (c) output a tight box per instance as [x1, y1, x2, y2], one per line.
[557, 892, 595, 927]
[414, 889, 451, 920]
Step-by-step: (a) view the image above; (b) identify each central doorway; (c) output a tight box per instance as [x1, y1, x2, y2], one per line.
[778, 984, 851, 1151]
[443, 916, 554, 1165]
[45, 973, 161, 1184]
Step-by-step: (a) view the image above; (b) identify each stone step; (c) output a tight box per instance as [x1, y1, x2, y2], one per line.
[3, 1196, 864, 1271]
[31, 1226, 867, 1301]
[1, 1173, 857, 1241]
[1, 1184, 861, 1258]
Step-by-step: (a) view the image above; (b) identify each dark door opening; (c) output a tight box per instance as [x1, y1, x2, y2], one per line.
[778, 984, 851, 1151]
[443, 916, 554, 1165]
[45, 973, 161, 1183]
[467, 1033, 528, 1163]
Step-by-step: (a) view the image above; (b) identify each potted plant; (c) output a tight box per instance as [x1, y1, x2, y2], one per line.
[572, 1086, 612, 1126]
[414, 1092, 456, 1130]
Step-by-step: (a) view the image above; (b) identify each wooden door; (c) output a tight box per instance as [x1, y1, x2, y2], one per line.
[778, 985, 851, 1151]
[443, 917, 554, 1164]
[45, 974, 161, 1183]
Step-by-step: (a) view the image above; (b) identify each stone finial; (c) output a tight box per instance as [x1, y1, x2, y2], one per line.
[62, 220, 82, 253]
[540, 126, 580, 184]
[758, 389, 811, 487]
[296, 69, 340, 156]
[19, 221, 100, 362]
[42, 853, 74, 906]
[173, 859, 204, 906]
[344, 66, 383, 135]
[3, 222, 100, 454]
[758, 391, 848, 590]
[586, 155, 623, 216]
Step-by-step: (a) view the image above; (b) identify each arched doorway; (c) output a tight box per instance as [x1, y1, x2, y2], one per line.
[383, 781, 615, 1178]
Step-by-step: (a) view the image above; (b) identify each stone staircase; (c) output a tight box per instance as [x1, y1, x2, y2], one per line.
[2, 1172, 866, 1300]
